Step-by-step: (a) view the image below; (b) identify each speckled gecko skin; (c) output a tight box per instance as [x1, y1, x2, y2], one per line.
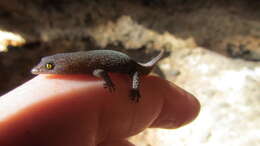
[31, 49, 164, 102]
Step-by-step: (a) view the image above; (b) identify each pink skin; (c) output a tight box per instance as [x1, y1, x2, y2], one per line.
[0, 74, 200, 146]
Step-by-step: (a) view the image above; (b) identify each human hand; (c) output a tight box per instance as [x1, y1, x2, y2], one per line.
[0, 74, 200, 146]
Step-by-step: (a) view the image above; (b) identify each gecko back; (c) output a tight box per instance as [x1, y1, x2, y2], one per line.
[31, 49, 163, 75]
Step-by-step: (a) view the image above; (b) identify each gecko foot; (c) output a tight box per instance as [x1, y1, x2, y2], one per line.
[103, 82, 116, 93]
[129, 89, 141, 103]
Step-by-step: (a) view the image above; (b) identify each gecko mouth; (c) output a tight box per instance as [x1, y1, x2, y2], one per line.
[31, 65, 48, 74]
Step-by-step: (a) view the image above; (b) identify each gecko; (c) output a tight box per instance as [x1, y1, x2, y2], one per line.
[31, 49, 164, 102]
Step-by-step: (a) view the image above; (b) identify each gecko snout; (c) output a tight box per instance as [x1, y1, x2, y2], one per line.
[31, 67, 40, 74]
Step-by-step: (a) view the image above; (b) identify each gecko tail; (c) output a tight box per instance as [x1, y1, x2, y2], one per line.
[138, 49, 164, 74]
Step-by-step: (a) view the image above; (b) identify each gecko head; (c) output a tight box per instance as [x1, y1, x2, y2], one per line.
[31, 55, 69, 75]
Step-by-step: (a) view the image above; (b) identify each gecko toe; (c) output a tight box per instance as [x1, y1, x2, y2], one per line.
[103, 83, 116, 93]
[129, 89, 141, 103]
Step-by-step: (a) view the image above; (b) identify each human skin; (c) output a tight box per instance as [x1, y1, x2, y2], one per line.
[0, 74, 200, 146]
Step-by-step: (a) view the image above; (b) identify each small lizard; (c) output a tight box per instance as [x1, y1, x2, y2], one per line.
[31, 49, 164, 102]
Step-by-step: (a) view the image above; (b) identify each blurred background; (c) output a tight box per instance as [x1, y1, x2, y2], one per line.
[0, 0, 259, 145]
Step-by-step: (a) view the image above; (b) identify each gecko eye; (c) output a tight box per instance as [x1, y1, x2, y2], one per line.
[45, 62, 55, 70]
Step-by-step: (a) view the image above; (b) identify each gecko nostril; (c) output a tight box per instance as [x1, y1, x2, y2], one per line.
[31, 68, 39, 74]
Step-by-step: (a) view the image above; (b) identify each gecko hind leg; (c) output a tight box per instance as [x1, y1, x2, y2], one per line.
[93, 69, 115, 92]
[129, 71, 141, 102]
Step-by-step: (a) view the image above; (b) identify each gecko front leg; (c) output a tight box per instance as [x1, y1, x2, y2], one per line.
[93, 69, 115, 92]
[130, 71, 141, 102]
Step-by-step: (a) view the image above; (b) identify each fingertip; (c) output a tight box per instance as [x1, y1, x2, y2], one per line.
[148, 78, 201, 129]
[177, 91, 200, 127]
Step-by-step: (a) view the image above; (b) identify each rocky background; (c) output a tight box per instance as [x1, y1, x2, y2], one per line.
[0, 0, 259, 145]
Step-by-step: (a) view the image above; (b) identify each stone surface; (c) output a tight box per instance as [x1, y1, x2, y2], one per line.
[130, 47, 260, 145]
